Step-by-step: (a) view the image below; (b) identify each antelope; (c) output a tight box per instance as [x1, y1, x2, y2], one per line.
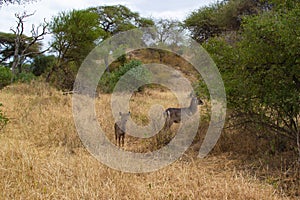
[163, 96, 203, 130]
[114, 111, 130, 147]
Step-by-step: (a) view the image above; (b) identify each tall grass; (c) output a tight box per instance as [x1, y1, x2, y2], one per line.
[0, 82, 295, 199]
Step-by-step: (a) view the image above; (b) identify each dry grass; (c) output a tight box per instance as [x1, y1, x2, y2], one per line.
[0, 82, 296, 199]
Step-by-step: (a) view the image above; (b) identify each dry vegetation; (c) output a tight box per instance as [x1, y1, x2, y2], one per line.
[0, 82, 298, 199]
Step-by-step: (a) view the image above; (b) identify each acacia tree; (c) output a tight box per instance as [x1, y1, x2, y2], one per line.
[50, 9, 102, 66]
[89, 5, 154, 71]
[0, 32, 41, 66]
[184, 0, 273, 43]
[184, 3, 222, 44]
[48, 9, 103, 89]
[48, 5, 154, 90]
[89, 5, 153, 39]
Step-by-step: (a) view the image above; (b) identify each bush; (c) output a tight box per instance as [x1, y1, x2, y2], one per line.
[0, 66, 12, 89]
[31, 55, 56, 76]
[203, 5, 300, 157]
[99, 60, 152, 93]
[0, 66, 37, 89]
[15, 72, 36, 83]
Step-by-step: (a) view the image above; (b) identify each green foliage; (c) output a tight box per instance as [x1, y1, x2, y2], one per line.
[48, 61, 78, 91]
[268, 0, 299, 10]
[184, 0, 273, 43]
[0, 65, 37, 88]
[0, 31, 42, 66]
[89, 5, 154, 38]
[50, 9, 103, 67]
[0, 65, 12, 89]
[88, 5, 154, 72]
[204, 2, 300, 143]
[31, 55, 56, 76]
[48, 9, 104, 90]
[0, 103, 8, 131]
[48, 6, 153, 90]
[184, 3, 222, 43]
[99, 60, 152, 93]
[15, 72, 36, 83]
[0, 32, 15, 65]
[236, 5, 299, 135]
[112, 45, 127, 65]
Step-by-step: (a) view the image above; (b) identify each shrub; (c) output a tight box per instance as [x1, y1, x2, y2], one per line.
[99, 60, 152, 93]
[15, 72, 36, 83]
[0, 66, 12, 89]
[31, 55, 56, 76]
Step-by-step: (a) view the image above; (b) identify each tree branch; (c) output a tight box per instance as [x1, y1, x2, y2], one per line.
[10, 12, 48, 77]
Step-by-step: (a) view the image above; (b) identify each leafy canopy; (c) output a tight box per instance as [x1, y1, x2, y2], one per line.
[203, 1, 300, 139]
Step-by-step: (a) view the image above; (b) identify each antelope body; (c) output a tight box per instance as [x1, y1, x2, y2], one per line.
[164, 97, 203, 130]
[114, 112, 130, 147]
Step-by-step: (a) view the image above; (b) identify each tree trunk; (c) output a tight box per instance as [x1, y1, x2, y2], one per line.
[10, 12, 48, 82]
[11, 42, 20, 82]
[297, 130, 300, 183]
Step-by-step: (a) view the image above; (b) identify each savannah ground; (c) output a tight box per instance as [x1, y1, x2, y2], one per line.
[0, 82, 298, 199]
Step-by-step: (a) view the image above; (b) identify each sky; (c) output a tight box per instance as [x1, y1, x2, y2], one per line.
[0, 0, 216, 47]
